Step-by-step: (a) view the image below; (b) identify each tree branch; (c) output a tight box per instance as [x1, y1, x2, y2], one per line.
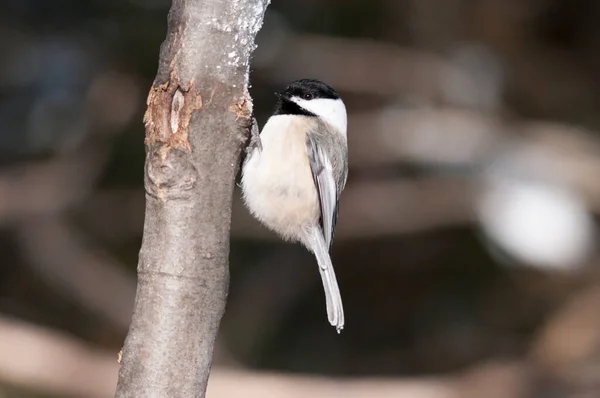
[115, 1, 270, 397]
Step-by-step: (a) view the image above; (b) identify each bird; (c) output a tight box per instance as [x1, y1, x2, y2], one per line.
[241, 79, 349, 332]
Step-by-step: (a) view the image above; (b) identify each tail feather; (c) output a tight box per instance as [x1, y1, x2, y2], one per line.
[308, 227, 344, 333]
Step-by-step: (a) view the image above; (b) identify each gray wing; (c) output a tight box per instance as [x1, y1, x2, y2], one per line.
[306, 126, 348, 249]
[245, 117, 262, 155]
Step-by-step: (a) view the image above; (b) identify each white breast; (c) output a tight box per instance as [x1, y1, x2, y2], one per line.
[241, 115, 319, 241]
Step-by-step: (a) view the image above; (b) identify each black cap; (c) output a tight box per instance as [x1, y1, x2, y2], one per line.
[274, 79, 340, 116]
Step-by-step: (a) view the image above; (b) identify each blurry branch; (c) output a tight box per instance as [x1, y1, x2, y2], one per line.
[0, 315, 118, 398]
[348, 108, 500, 168]
[0, 142, 109, 224]
[115, 0, 270, 396]
[0, 70, 140, 331]
[349, 108, 600, 196]
[264, 34, 449, 99]
[510, 121, 600, 208]
[265, 32, 595, 121]
[264, 34, 502, 113]
[207, 370, 457, 398]
[14, 215, 135, 330]
[531, 282, 600, 388]
[0, 134, 135, 330]
[0, 315, 531, 398]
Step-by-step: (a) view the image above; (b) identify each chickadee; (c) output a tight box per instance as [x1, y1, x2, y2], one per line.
[241, 79, 348, 333]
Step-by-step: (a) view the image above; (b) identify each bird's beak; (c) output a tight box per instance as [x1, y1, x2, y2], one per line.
[276, 92, 291, 101]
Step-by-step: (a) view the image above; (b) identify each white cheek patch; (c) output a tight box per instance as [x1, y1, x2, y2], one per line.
[292, 97, 347, 137]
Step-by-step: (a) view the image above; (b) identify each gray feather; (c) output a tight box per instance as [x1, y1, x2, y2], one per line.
[246, 116, 262, 155]
[308, 225, 344, 332]
[306, 124, 348, 248]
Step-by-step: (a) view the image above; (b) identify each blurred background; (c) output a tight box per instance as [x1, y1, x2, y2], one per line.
[2, 0, 600, 397]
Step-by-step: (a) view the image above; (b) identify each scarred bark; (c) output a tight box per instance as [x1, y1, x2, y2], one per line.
[115, 1, 270, 397]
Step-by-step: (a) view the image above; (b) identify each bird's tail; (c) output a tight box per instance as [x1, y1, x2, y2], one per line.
[308, 226, 344, 333]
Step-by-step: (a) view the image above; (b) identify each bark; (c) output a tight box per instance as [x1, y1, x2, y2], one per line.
[114, 0, 270, 397]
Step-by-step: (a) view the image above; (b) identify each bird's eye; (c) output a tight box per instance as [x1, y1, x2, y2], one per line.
[304, 93, 313, 100]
